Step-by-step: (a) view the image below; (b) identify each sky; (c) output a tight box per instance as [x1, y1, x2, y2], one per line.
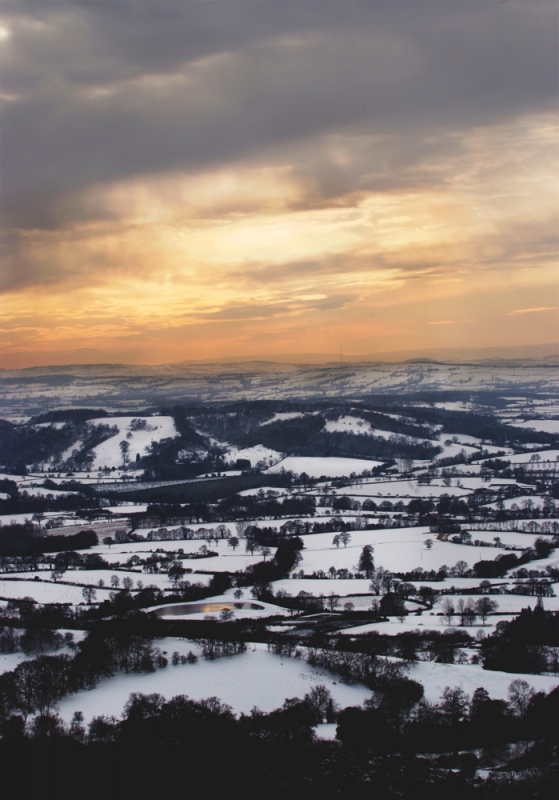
[0, 0, 558, 368]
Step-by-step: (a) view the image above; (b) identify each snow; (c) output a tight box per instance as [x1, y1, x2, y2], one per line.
[54, 569, 173, 591]
[295, 527, 503, 575]
[334, 479, 471, 498]
[105, 504, 148, 514]
[442, 434, 485, 447]
[17, 486, 80, 498]
[323, 416, 385, 437]
[224, 443, 283, 467]
[273, 578, 373, 596]
[55, 642, 558, 727]
[92, 537, 264, 573]
[481, 495, 549, 511]
[260, 412, 307, 425]
[0, 578, 113, 604]
[446, 463, 484, 475]
[267, 456, 384, 478]
[0, 631, 87, 676]
[0, 652, 35, 676]
[408, 577, 504, 590]
[461, 530, 541, 547]
[507, 450, 559, 464]
[440, 594, 559, 614]
[88, 416, 179, 469]
[315, 723, 338, 740]
[513, 420, 559, 434]
[196, 470, 243, 478]
[4, 386, 559, 726]
[237, 486, 292, 497]
[433, 402, 474, 412]
[339, 616, 520, 637]
[435, 441, 481, 460]
[432, 433, 513, 457]
[408, 660, 558, 705]
[57, 640, 372, 723]
[0, 513, 37, 525]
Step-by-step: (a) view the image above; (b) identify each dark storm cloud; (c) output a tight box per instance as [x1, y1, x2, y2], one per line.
[1, 1, 557, 238]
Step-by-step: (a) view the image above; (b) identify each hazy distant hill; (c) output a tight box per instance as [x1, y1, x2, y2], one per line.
[1, 354, 558, 415]
[172, 342, 559, 365]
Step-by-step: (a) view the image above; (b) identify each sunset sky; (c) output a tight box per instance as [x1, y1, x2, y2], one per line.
[1, 1, 558, 368]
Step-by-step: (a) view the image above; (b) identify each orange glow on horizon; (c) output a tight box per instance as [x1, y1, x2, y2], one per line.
[1, 115, 558, 369]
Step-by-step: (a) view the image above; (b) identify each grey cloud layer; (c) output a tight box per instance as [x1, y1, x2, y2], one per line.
[1, 1, 557, 298]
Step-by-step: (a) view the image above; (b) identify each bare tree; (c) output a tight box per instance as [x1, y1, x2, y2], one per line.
[119, 440, 130, 467]
[475, 597, 498, 624]
[82, 586, 97, 604]
[304, 684, 333, 724]
[441, 597, 455, 625]
[340, 532, 351, 548]
[508, 679, 535, 717]
[235, 520, 250, 538]
[327, 592, 340, 611]
[440, 686, 470, 724]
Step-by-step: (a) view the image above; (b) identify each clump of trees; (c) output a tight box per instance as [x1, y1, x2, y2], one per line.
[482, 602, 559, 674]
[0, 524, 98, 557]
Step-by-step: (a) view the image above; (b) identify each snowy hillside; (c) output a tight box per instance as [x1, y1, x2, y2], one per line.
[89, 416, 179, 469]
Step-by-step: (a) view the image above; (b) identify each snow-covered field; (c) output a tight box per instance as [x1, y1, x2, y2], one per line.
[237, 485, 293, 497]
[93, 537, 264, 572]
[89, 416, 179, 469]
[408, 659, 558, 704]
[339, 616, 518, 637]
[439, 594, 559, 614]
[0, 578, 113, 604]
[507, 449, 559, 464]
[323, 416, 387, 437]
[267, 456, 384, 478]
[50, 569, 173, 591]
[0, 630, 87, 676]
[104, 504, 149, 514]
[224, 443, 284, 467]
[55, 640, 558, 726]
[0, 651, 37, 676]
[461, 529, 543, 547]
[2, 383, 559, 738]
[481, 495, 549, 511]
[57, 640, 372, 723]
[272, 578, 373, 596]
[260, 412, 307, 425]
[513, 420, 559, 434]
[435, 441, 481, 460]
[334, 479, 471, 498]
[14, 486, 80, 498]
[295, 527, 503, 575]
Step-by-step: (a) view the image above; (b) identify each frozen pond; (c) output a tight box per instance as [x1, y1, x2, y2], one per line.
[153, 601, 264, 617]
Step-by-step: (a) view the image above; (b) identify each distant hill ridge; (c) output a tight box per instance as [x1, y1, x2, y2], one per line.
[1, 342, 558, 376]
